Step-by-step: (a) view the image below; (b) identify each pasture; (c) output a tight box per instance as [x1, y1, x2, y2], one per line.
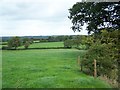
[0, 50, 2, 89]
[29, 42, 64, 48]
[0, 45, 2, 49]
[18, 42, 64, 49]
[0, 42, 7, 49]
[2, 49, 111, 88]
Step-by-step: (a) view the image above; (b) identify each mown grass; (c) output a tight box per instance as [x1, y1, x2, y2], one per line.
[2, 49, 111, 88]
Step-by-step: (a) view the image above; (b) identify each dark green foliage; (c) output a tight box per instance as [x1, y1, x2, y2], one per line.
[69, 2, 119, 87]
[48, 35, 74, 42]
[29, 38, 34, 44]
[80, 35, 94, 49]
[73, 35, 81, 48]
[1, 42, 7, 45]
[7, 37, 32, 50]
[8, 36, 21, 49]
[2, 46, 8, 50]
[82, 30, 119, 82]
[63, 35, 92, 49]
[23, 38, 30, 49]
[39, 39, 48, 42]
[64, 39, 73, 48]
[69, 2, 120, 34]
[63, 36, 81, 48]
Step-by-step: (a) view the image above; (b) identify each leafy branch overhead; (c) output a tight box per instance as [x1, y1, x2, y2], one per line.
[68, 2, 120, 34]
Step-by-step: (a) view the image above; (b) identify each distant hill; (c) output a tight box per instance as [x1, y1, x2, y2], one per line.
[1, 36, 49, 42]
[1, 35, 87, 42]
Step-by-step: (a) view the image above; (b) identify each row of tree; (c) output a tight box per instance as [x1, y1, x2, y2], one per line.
[31, 35, 76, 43]
[2, 35, 87, 50]
[64, 35, 83, 48]
[7, 37, 33, 49]
[48, 35, 75, 42]
[82, 30, 119, 81]
[63, 35, 95, 49]
[69, 2, 119, 87]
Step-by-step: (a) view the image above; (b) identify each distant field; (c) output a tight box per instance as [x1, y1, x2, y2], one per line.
[29, 42, 64, 48]
[1, 42, 64, 49]
[18, 42, 64, 49]
[0, 45, 2, 49]
[3, 42, 7, 45]
[1, 41, 86, 50]
[0, 45, 7, 49]
[0, 42, 8, 49]
[2, 49, 111, 88]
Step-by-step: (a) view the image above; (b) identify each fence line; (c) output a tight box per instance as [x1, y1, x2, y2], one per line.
[77, 56, 97, 78]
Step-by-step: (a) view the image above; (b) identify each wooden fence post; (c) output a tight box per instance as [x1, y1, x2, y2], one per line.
[77, 56, 80, 65]
[94, 59, 97, 78]
[77, 56, 83, 71]
[77, 56, 80, 71]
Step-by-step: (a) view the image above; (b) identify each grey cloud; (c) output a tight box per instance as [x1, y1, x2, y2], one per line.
[0, 0, 87, 36]
[0, 2, 67, 22]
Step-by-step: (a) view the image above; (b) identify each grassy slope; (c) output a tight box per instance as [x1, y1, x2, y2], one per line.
[2, 49, 111, 88]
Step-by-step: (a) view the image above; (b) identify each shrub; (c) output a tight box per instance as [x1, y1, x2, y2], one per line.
[82, 30, 119, 82]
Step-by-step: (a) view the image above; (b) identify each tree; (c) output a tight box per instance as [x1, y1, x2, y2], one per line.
[82, 30, 119, 86]
[48, 36, 55, 42]
[23, 38, 30, 49]
[73, 35, 81, 48]
[8, 36, 21, 49]
[63, 36, 69, 41]
[69, 2, 119, 87]
[29, 38, 34, 44]
[68, 2, 120, 34]
[64, 39, 74, 48]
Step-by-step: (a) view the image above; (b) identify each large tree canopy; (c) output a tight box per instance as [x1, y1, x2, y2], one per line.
[68, 2, 120, 34]
[8, 36, 21, 49]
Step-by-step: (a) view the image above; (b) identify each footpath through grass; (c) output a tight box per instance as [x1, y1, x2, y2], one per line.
[2, 49, 111, 88]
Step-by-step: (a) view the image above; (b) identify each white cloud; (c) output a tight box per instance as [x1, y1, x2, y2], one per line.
[0, 0, 88, 36]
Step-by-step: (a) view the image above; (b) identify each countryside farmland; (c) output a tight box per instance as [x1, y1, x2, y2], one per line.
[2, 41, 112, 88]
[1, 1, 119, 89]
[19, 42, 64, 49]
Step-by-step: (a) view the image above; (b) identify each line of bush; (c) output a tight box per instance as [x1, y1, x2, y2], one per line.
[1, 47, 71, 50]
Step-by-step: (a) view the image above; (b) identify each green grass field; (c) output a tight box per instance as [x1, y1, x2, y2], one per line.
[0, 50, 2, 89]
[0, 45, 2, 49]
[0, 42, 7, 49]
[2, 49, 111, 88]
[18, 42, 64, 49]
[29, 42, 64, 48]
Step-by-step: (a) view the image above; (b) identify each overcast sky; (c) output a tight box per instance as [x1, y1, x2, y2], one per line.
[0, 0, 88, 36]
